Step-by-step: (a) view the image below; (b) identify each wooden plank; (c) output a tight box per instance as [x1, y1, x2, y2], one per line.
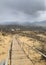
[11, 37, 33, 65]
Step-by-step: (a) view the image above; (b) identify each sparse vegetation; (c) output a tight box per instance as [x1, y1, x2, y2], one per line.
[0, 25, 46, 65]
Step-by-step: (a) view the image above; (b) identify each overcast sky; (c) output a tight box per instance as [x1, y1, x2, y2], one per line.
[0, 0, 46, 23]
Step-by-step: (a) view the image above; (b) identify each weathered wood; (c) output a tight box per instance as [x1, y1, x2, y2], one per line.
[35, 48, 46, 58]
[10, 37, 33, 65]
[0, 61, 5, 65]
[25, 43, 46, 58]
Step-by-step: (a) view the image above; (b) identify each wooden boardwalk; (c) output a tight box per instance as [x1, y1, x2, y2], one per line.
[10, 37, 33, 65]
[0, 36, 46, 65]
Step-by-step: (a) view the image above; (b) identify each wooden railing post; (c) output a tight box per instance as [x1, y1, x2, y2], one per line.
[9, 41, 13, 65]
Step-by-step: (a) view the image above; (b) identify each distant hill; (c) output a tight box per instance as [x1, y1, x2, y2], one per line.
[20, 21, 46, 27]
[0, 21, 46, 27]
[32, 21, 46, 27]
[0, 21, 46, 31]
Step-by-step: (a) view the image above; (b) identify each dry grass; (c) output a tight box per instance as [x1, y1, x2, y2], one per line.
[16, 31, 46, 65]
[0, 32, 12, 62]
[0, 30, 46, 65]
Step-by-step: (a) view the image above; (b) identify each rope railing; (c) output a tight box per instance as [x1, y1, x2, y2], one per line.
[5, 42, 12, 65]
[4, 40, 13, 65]
[17, 41, 46, 65]
[22, 43, 46, 57]
[1, 37, 46, 65]
[0, 43, 11, 65]
[16, 35, 46, 58]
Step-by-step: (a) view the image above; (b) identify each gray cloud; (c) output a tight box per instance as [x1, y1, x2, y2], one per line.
[0, 0, 46, 22]
[5, 0, 45, 16]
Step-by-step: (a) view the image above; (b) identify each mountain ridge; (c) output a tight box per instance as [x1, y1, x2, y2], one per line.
[0, 21, 46, 27]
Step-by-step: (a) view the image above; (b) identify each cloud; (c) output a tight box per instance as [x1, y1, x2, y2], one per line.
[6, 0, 45, 16]
[0, 0, 46, 22]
